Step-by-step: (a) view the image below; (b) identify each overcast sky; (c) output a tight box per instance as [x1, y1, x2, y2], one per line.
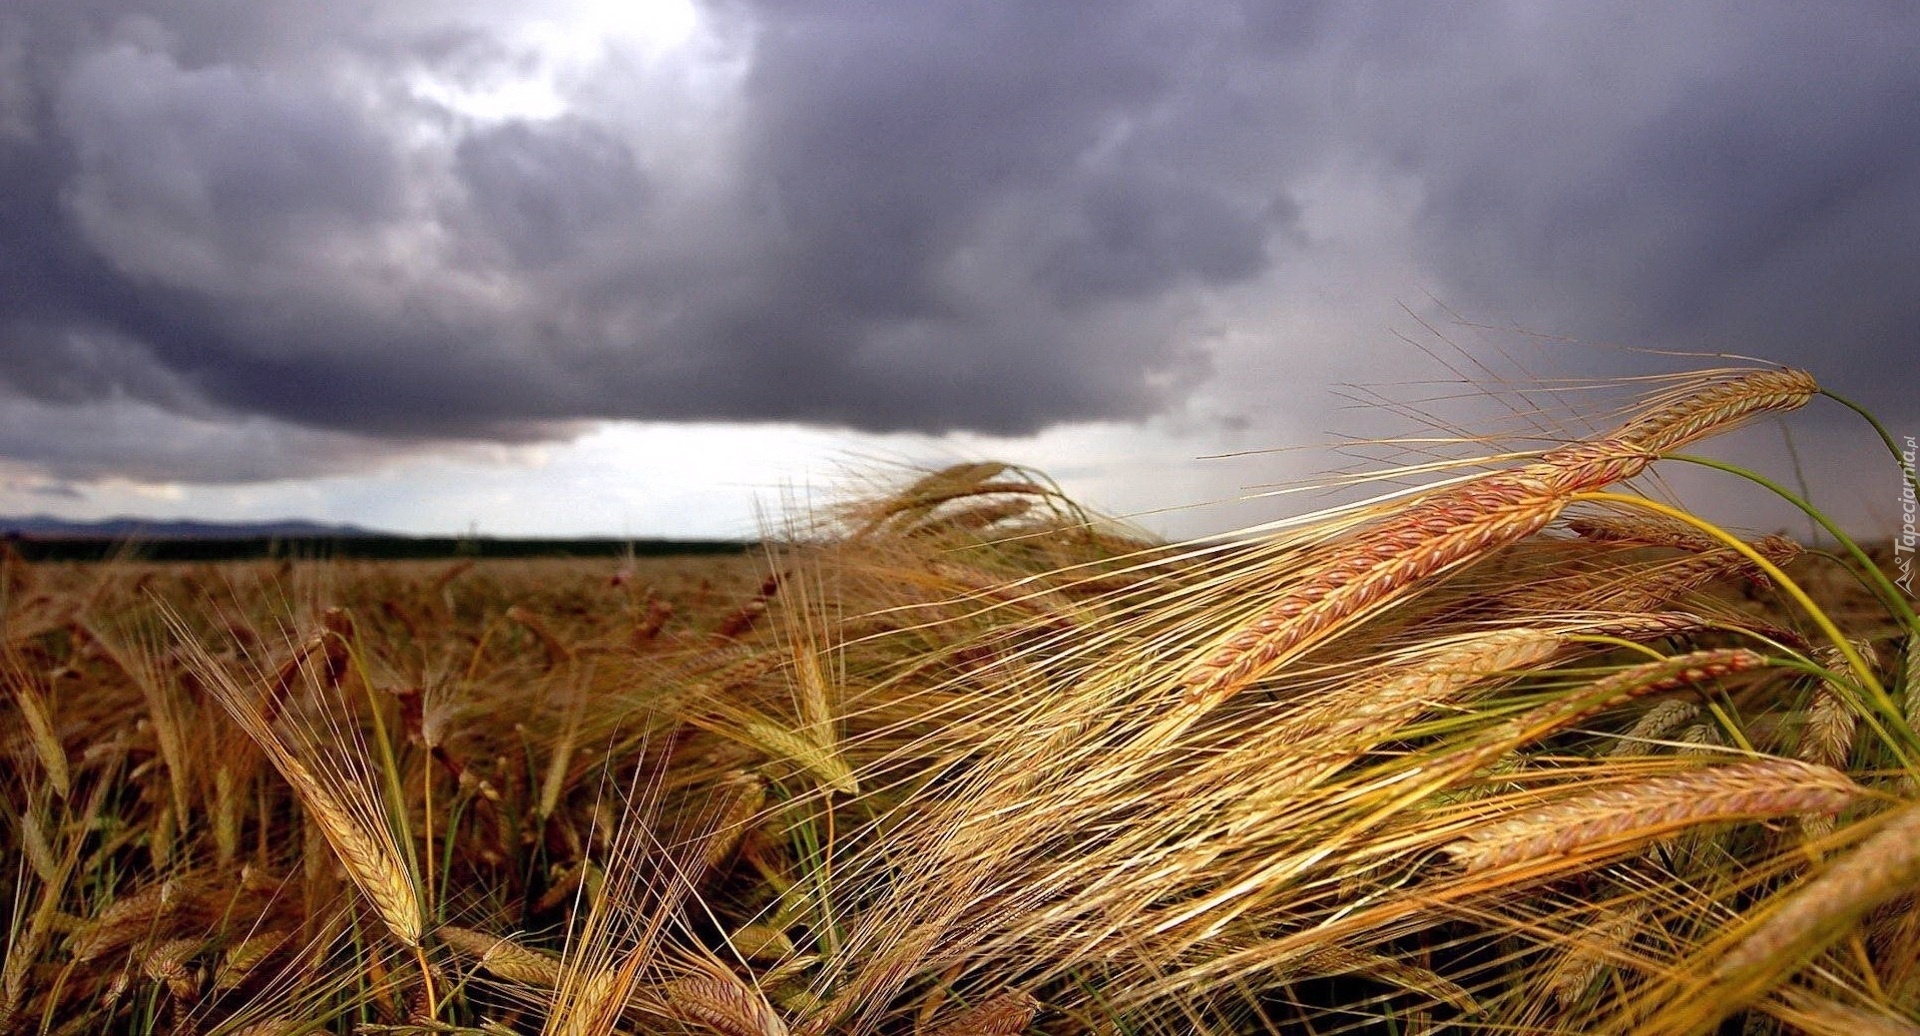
[2, 1, 1915, 538]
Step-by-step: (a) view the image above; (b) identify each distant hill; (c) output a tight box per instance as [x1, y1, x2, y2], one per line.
[0, 515, 384, 539]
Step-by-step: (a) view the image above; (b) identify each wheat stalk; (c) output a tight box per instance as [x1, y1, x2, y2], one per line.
[170, 619, 425, 948]
[1442, 758, 1860, 873]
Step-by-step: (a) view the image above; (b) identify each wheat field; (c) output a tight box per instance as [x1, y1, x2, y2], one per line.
[3, 366, 1918, 1035]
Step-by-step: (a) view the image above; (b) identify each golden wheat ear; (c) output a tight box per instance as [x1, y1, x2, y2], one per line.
[660, 958, 790, 1036]
[437, 925, 563, 987]
[165, 610, 425, 950]
[1439, 758, 1861, 874]
[917, 989, 1039, 1036]
[1173, 367, 1817, 714]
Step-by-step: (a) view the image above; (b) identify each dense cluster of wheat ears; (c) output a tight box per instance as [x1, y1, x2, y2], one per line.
[5, 362, 1918, 1036]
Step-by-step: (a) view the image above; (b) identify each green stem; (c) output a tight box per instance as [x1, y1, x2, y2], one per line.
[1823, 388, 1919, 500]
[1663, 452, 1917, 632]
[1573, 492, 1917, 764]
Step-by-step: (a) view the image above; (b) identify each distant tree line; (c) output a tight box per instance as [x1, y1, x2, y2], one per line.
[1, 534, 752, 563]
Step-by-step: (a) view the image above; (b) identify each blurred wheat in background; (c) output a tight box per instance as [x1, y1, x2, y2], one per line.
[3, 364, 1917, 1035]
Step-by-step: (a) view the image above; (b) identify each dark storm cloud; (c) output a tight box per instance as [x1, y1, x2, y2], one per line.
[0, 0, 1915, 484]
[455, 117, 650, 265]
[1, 0, 1294, 481]
[1365, 4, 1920, 408]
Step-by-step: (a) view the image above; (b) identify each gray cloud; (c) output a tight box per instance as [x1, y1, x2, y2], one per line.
[455, 117, 650, 266]
[0, 0, 1915, 485]
[1364, 4, 1920, 408]
[58, 42, 405, 282]
[0, 386, 473, 484]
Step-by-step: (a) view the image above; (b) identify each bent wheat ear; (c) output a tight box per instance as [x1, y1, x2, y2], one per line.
[216, 930, 294, 991]
[1548, 907, 1645, 1008]
[920, 990, 1040, 1036]
[699, 772, 769, 873]
[729, 923, 795, 961]
[740, 718, 857, 795]
[1607, 699, 1701, 756]
[1526, 535, 1801, 615]
[4, 662, 69, 799]
[281, 755, 424, 947]
[69, 878, 192, 963]
[552, 969, 625, 1036]
[1688, 801, 1920, 1020]
[1174, 446, 1632, 706]
[1905, 632, 1919, 727]
[1493, 649, 1767, 756]
[1176, 368, 1815, 709]
[1289, 946, 1479, 1014]
[1441, 758, 1860, 873]
[438, 925, 562, 987]
[663, 968, 789, 1036]
[1799, 689, 1858, 771]
[1764, 988, 1920, 1036]
[1613, 368, 1819, 454]
[1267, 627, 1568, 791]
[1568, 514, 1724, 553]
[168, 615, 424, 948]
[228, 1020, 305, 1036]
